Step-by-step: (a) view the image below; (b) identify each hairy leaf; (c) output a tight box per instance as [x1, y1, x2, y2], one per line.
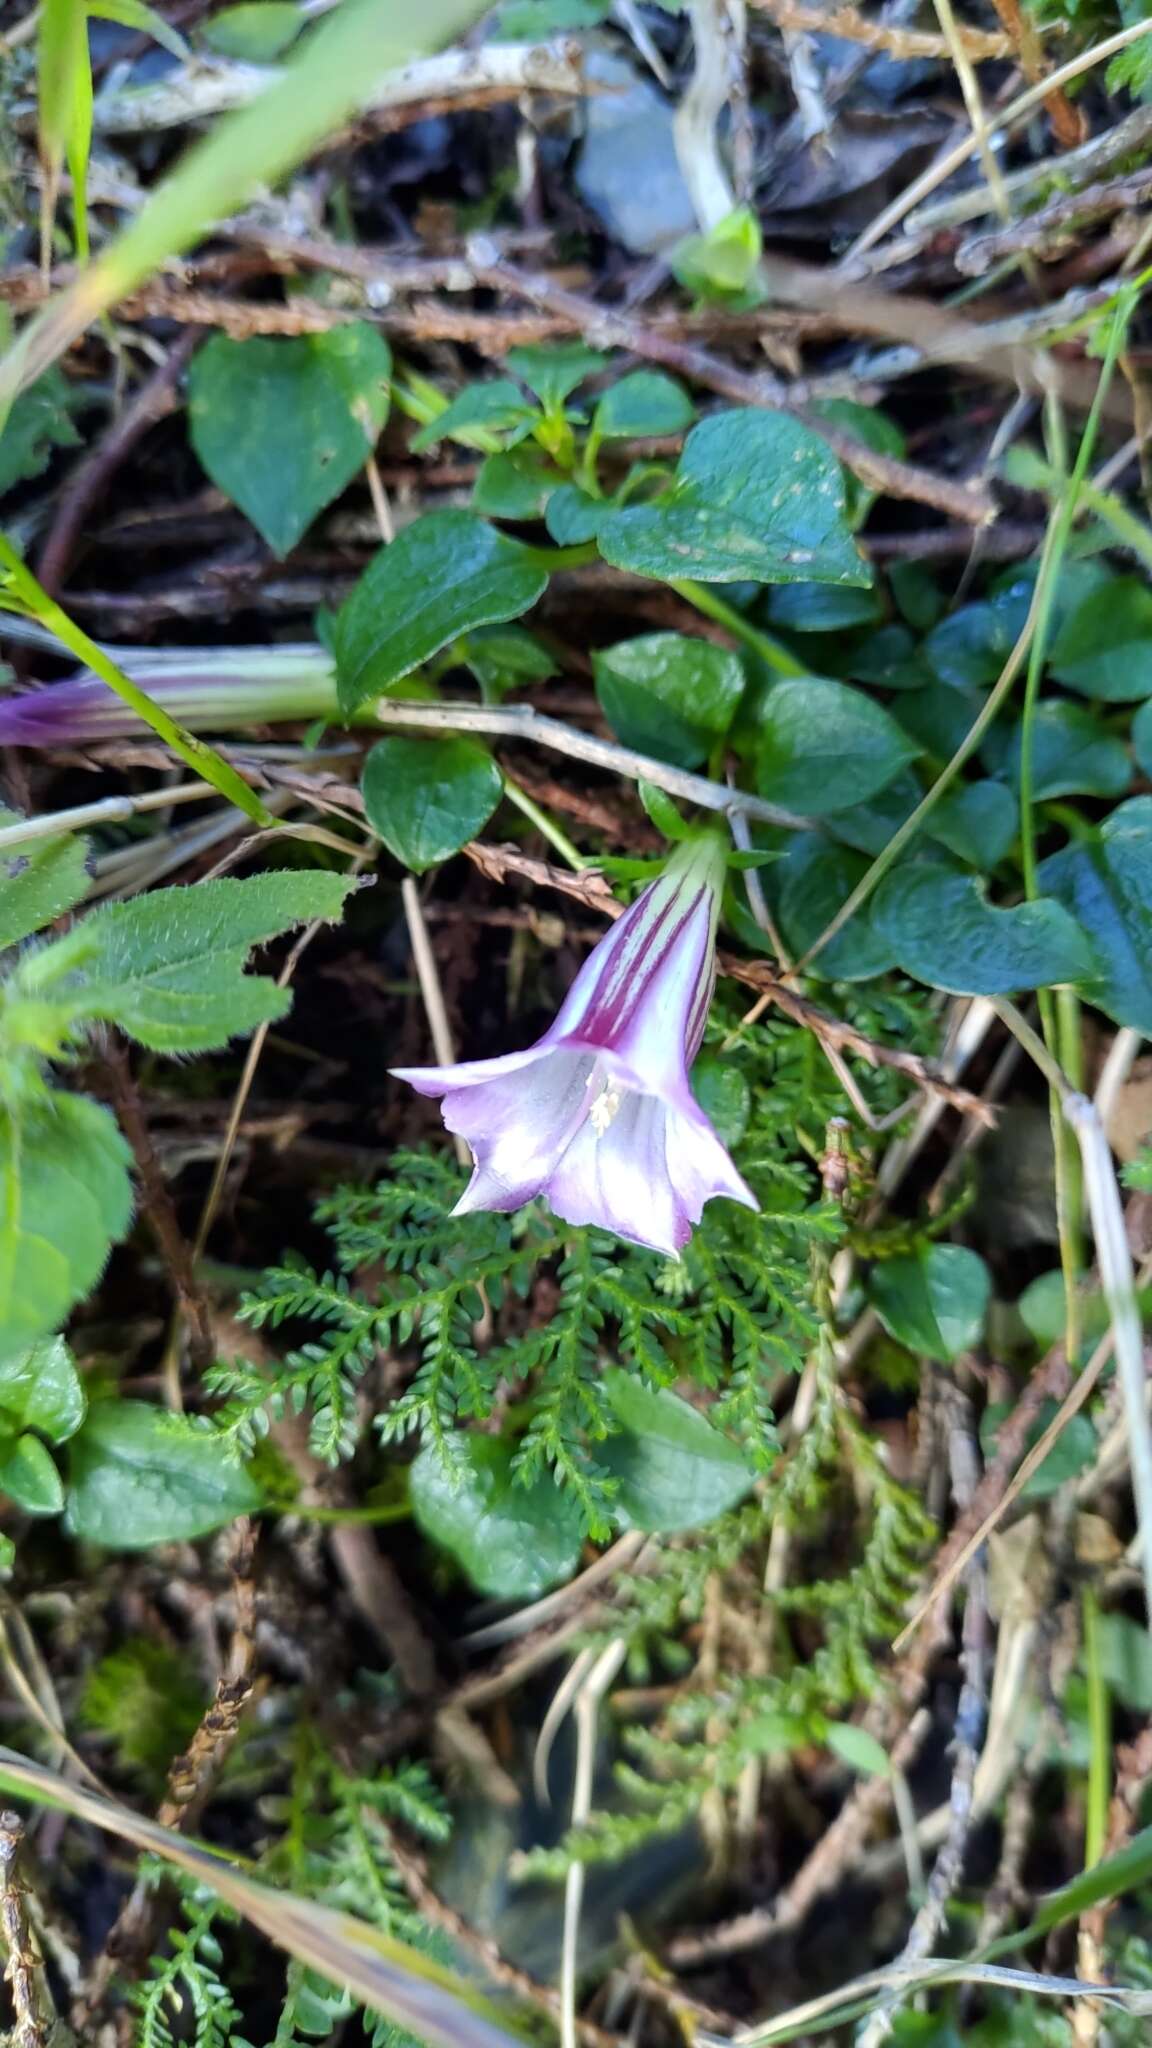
[0, 815, 89, 951]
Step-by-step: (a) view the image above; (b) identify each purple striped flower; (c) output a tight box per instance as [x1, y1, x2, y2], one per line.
[0, 647, 338, 745]
[393, 834, 757, 1255]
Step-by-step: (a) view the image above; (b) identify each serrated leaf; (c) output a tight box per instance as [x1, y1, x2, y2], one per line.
[412, 380, 538, 454]
[66, 1401, 261, 1548]
[334, 512, 548, 713]
[189, 325, 393, 555]
[1039, 796, 1152, 1033]
[361, 736, 503, 872]
[0, 1093, 133, 1356]
[596, 411, 868, 586]
[0, 1433, 63, 1515]
[0, 1335, 85, 1444]
[592, 371, 694, 440]
[869, 1244, 990, 1362]
[872, 858, 1092, 995]
[599, 1369, 755, 1532]
[0, 816, 89, 950]
[410, 1436, 583, 1598]
[757, 675, 917, 814]
[593, 631, 745, 769]
[46, 871, 357, 1053]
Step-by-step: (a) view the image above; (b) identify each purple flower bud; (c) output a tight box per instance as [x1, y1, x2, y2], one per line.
[0, 648, 339, 746]
[393, 834, 757, 1255]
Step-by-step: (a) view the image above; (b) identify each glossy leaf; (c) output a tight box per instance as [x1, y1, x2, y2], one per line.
[757, 675, 917, 814]
[993, 701, 1130, 800]
[596, 412, 868, 586]
[872, 858, 1092, 996]
[410, 1436, 583, 1598]
[45, 871, 358, 1054]
[0, 1432, 63, 1515]
[334, 512, 548, 712]
[598, 1369, 755, 1532]
[361, 735, 503, 872]
[593, 632, 745, 769]
[0, 814, 89, 950]
[456, 625, 557, 702]
[471, 447, 556, 519]
[66, 1401, 261, 1548]
[0, 1335, 85, 1444]
[189, 325, 393, 555]
[592, 371, 694, 440]
[1049, 577, 1152, 700]
[869, 1244, 990, 1362]
[1039, 796, 1152, 1032]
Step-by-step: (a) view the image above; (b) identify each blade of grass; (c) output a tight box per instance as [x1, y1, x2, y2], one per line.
[0, 539, 273, 825]
[1, 0, 486, 412]
[0, 1746, 527, 2048]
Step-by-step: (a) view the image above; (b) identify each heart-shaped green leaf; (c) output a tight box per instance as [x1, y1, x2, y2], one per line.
[598, 1369, 755, 1532]
[66, 1401, 261, 1548]
[593, 631, 745, 768]
[334, 512, 548, 713]
[362, 735, 503, 872]
[1039, 797, 1152, 1032]
[189, 324, 392, 556]
[596, 412, 868, 585]
[872, 859, 1092, 995]
[757, 675, 917, 814]
[410, 1436, 584, 1599]
[869, 1244, 990, 1362]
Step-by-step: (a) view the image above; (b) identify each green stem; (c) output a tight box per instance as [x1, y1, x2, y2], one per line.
[1082, 1586, 1110, 1870]
[670, 579, 808, 676]
[502, 776, 587, 870]
[0, 540, 273, 826]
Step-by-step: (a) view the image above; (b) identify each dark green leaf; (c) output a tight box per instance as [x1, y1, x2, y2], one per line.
[66, 1401, 261, 1548]
[0, 1094, 133, 1356]
[592, 371, 693, 440]
[757, 675, 917, 814]
[471, 447, 556, 519]
[872, 858, 1092, 995]
[189, 325, 393, 556]
[825, 772, 921, 857]
[775, 833, 898, 980]
[456, 626, 557, 702]
[410, 1436, 583, 1598]
[0, 368, 82, 497]
[593, 631, 745, 768]
[599, 1369, 755, 1532]
[0, 815, 89, 950]
[0, 1433, 63, 1515]
[924, 597, 1028, 689]
[1096, 1613, 1152, 1713]
[362, 736, 503, 872]
[1132, 697, 1152, 776]
[412, 380, 537, 453]
[869, 1244, 990, 1362]
[544, 482, 604, 545]
[0, 1336, 85, 1443]
[506, 343, 605, 407]
[334, 511, 548, 712]
[52, 871, 357, 1053]
[992, 702, 1130, 800]
[763, 581, 883, 632]
[596, 411, 868, 586]
[1049, 577, 1152, 700]
[928, 782, 1018, 868]
[1040, 797, 1152, 1032]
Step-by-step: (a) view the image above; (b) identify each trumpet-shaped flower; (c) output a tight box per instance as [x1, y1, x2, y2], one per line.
[0, 646, 338, 746]
[393, 834, 757, 1255]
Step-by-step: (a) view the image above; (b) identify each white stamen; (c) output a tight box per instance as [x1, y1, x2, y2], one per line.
[588, 1084, 622, 1136]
